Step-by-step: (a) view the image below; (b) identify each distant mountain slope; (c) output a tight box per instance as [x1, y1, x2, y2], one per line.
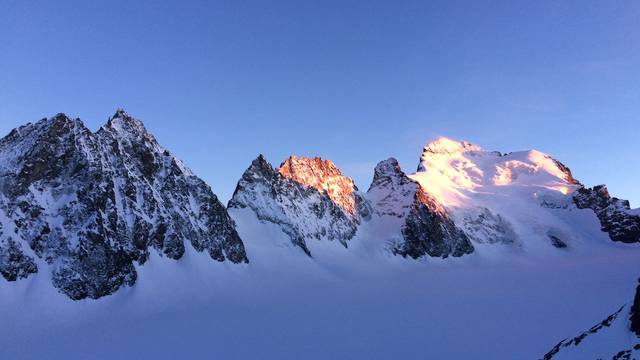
[407, 137, 639, 250]
[0, 110, 247, 299]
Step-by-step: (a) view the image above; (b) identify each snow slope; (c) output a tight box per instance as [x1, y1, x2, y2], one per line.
[1, 209, 638, 359]
[411, 137, 583, 252]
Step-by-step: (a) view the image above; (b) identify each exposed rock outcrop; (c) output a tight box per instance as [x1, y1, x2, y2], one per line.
[367, 158, 474, 259]
[0, 110, 247, 299]
[229, 155, 370, 255]
[574, 185, 640, 243]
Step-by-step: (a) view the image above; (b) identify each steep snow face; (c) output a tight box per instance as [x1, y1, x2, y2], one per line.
[363, 136, 637, 256]
[0, 110, 247, 300]
[408, 137, 594, 250]
[366, 158, 473, 259]
[228, 155, 370, 256]
[414, 137, 580, 207]
[542, 279, 640, 360]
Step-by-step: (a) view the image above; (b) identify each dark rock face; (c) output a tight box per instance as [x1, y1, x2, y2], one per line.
[631, 279, 640, 337]
[0, 110, 247, 299]
[573, 185, 640, 243]
[368, 158, 474, 259]
[0, 237, 37, 281]
[548, 234, 567, 249]
[229, 155, 370, 256]
[400, 187, 474, 258]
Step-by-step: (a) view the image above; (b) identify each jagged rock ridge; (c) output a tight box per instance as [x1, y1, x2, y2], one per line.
[573, 185, 640, 243]
[367, 158, 474, 258]
[229, 155, 370, 256]
[0, 110, 247, 299]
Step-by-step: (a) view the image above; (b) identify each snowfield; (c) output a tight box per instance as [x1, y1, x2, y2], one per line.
[1, 206, 639, 359]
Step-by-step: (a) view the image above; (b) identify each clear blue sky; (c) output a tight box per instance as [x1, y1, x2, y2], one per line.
[1, 1, 639, 206]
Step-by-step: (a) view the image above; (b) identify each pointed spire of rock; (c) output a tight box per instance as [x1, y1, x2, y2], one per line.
[112, 108, 128, 119]
[106, 108, 150, 135]
[249, 154, 276, 176]
[229, 155, 278, 205]
[369, 158, 412, 192]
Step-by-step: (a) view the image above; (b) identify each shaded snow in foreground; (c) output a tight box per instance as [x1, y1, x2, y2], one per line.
[2, 209, 640, 360]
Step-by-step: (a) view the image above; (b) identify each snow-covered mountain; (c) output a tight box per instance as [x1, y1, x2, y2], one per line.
[228, 154, 370, 256]
[1, 112, 640, 359]
[407, 137, 638, 250]
[359, 137, 638, 263]
[541, 278, 640, 359]
[0, 110, 247, 299]
[366, 157, 473, 258]
[2, 114, 639, 300]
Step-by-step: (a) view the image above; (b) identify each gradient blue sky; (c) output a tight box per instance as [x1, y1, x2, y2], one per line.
[1, 1, 639, 205]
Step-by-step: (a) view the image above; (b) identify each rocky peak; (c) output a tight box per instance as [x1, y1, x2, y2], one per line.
[112, 108, 128, 118]
[229, 155, 279, 206]
[52, 112, 72, 123]
[36, 113, 86, 137]
[103, 109, 155, 142]
[7, 115, 95, 195]
[98, 110, 192, 179]
[368, 158, 413, 192]
[0, 111, 248, 300]
[366, 157, 474, 258]
[229, 155, 370, 256]
[278, 156, 360, 217]
[367, 158, 417, 219]
[248, 154, 277, 178]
